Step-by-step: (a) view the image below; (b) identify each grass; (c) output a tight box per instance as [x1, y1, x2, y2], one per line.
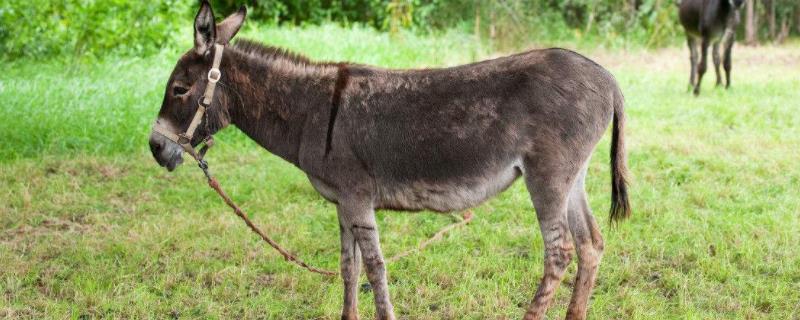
[1, 24, 799, 319]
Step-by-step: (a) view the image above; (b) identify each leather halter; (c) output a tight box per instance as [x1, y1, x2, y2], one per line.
[153, 43, 224, 164]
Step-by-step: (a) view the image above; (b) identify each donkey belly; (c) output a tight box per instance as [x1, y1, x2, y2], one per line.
[376, 158, 524, 212]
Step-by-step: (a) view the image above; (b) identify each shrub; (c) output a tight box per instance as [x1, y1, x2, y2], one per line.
[0, 0, 191, 59]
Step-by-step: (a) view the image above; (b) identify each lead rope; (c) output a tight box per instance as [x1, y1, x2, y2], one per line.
[199, 162, 338, 276]
[197, 160, 473, 276]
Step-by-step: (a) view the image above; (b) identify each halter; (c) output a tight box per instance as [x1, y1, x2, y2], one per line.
[153, 43, 224, 174]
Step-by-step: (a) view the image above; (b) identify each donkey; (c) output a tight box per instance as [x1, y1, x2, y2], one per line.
[679, 0, 745, 95]
[149, 2, 630, 319]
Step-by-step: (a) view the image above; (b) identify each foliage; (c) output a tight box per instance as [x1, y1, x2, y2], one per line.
[0, 0, 191, 60]
[768, 0, 800, 40]
[223, 0, 688, 49]
[212, 0, 388, 27]
[413, 0, 684, 50]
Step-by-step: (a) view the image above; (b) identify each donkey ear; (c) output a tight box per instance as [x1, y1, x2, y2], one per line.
[216, 6, 247, 45]
[194, 0, 216, 55]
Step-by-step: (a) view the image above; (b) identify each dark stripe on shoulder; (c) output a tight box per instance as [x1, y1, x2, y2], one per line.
[325, 63, 350, 156]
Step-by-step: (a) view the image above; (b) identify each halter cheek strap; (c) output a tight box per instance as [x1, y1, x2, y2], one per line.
[153, 43, 224, 163]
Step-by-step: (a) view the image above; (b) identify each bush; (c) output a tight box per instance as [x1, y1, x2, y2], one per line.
[0, 0, 191, 60]
[210, 0, 388, 27]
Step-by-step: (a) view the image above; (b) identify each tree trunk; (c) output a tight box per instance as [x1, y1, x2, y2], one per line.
[796, 4, 800, 34]
[776, 17, 790, 43]
[767, 0, 776, 40]
[745, 0, 758, 45]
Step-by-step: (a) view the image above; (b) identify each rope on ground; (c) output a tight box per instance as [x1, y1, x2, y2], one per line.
[208, 177, 338, 276]
[207, 175, 474, 277]
[386, 210, 474, 263]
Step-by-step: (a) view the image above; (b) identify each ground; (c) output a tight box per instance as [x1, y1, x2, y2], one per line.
[1, 26, 799, 319]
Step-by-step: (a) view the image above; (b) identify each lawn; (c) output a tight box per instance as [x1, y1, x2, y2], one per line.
[1, 25, 799, 319]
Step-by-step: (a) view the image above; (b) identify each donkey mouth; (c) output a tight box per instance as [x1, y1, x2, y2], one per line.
[155, 154, 183, 172]
[151, 146, 184, 172]
[150, 134, 185, 172]
[165, 156, 184, 171]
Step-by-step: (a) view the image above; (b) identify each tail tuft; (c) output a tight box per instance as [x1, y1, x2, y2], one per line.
[609, 93, 631, 223]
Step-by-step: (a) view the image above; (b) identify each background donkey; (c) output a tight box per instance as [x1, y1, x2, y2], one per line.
[679, 0, 745, 95]
[149, 2, 630, 319]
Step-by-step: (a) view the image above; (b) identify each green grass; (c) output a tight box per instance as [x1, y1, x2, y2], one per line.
[2, 24, 799, 319]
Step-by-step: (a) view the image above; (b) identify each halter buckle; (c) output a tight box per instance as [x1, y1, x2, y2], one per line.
[208, 68, 221, 83]
[177, 133, 192, 145]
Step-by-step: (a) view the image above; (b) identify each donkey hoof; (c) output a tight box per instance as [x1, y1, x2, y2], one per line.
[341, 314, 360, 320]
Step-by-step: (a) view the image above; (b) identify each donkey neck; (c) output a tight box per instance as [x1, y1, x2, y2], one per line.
[222, 47, 340, 167]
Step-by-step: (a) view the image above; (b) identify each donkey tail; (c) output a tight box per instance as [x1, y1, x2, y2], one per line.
[609, 89, 631, 223]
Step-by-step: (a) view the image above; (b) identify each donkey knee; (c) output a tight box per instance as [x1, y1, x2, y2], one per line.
[576, 242, 602, 268]
[550, 246, 574, 271]
[591, 232, 604, 254]
[542, 220, 575, 269]
[361, 253, 386, 275]
[697, 63, 707, 76]
[351, 226, 387, 279]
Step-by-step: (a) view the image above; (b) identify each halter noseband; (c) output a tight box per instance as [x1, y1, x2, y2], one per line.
[153, 43, 224, 164]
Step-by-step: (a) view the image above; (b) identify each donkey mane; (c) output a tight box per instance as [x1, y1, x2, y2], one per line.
[232, 39, 315, 66]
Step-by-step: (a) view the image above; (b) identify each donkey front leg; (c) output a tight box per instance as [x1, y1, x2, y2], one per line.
[338, 201, 396, 320]
[523, 174, 575, 320]
[712, 41, 723, 87]
[339, 215, 363, 320]
[722, 29, 735, 89]
[687, 36, 699, 90]
[694, 37, 710, 96]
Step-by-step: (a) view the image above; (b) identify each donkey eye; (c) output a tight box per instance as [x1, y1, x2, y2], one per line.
[173, 86, 189, 97]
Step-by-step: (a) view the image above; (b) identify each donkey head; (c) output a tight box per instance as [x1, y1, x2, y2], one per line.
[149, 1, 246, 171]
[729, 0, 745, 8]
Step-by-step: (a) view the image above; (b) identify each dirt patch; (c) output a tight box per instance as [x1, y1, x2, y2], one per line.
[0, 307, 40, 319]
[43, 158, 130, 180]
[0, 216, 100, 243]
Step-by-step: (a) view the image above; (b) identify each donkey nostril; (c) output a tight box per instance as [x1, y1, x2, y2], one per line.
[149, 138, 164, 157]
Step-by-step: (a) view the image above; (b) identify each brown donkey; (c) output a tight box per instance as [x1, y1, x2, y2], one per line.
[149, 2, 630, 319]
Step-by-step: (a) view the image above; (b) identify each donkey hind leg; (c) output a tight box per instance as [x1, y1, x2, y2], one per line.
[687, 36, 699, 91]
[522, 166, 579, 320]
[712, 41, 723, 87]
[722, 29, 735, 89]
[339, 215, 363, 320]
[564, 167, 604, 320]
[694, 37, 711, 96]
[338, 201, 396, 320]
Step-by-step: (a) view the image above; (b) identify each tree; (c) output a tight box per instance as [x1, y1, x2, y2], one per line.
[745, 0, 758, 45]
[766, 0, 776, 39]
